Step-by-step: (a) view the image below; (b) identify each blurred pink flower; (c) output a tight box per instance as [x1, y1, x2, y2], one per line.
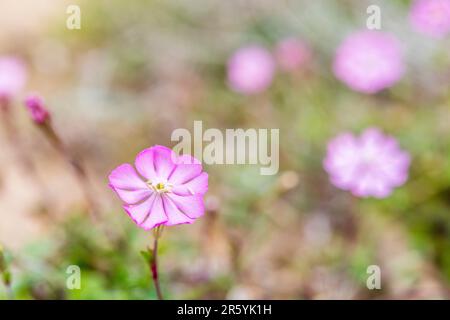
[227, 45, 275, 94]
[323, 128, 410, 198]
[109, 145, 208, 230]
[333, 31, 404, 94]
[0, 56, 27, 102]
[410, 0, 450, 38]
[24, 94, 50, 124]
[275, 38, 311, 72]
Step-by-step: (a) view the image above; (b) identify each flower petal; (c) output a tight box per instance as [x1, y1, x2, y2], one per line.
[152, 145, 177, 180]
[108, 164, 151, 204]
[162, 196, 195, 226]
[140, 195, 168, 230]
[135, 148, 158, 181]
[110, 186, 152, 205]
[168, 163, 203, 185]
[172, 172, 208, 196]
[108, 163, 148, 190]
[123, 193, 157, 225]
[166, 193, 205, 219]
[350, 173, 393, 199]
[175, 154, 201, 165]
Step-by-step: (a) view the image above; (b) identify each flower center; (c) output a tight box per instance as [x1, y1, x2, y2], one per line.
[147, 180, 172, 193]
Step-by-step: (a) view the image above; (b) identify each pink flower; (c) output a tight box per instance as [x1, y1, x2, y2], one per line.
[24, 94, 50, 124]
[0, 56, 27, 101]
[108, 145, 208, 230]
[323, 128, 411, 198]
[410, 0, 450, 38]
[333, 31, 404, 94]
[275, 38, 311, 72]
[227, 45, 275, 94]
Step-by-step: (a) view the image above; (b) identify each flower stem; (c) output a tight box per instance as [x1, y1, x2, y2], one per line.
[40, 123, 101, 221]
[0, 100, 50, 215]
[31, 110, 123, 245]
[150, 226, 164, 300]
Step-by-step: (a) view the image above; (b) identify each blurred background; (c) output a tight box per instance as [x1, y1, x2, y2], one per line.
[0, 0, 449, 299]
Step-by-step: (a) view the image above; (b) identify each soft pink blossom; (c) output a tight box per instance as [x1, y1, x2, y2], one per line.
[0, 56, 27, 101]
[109, 145, 208, 230]
[275, 38, 311, 72]
[227, 45, 275, 94]
[333, 31, 404, 94]
[323, 128, 410, 198]
[24, 94, 50, 124]
[410, 0, 450, 38]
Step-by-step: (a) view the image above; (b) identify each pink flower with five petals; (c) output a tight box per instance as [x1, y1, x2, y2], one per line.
[108, 145, 208, 230]
[333, 31, 404, 94]
[323, 128, 410, 198]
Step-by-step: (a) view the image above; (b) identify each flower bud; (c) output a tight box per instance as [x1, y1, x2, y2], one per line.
[24, 94, 51, 124]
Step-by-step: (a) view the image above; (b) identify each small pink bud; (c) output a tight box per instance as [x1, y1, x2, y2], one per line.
[275, 38, 311, 72]
[24, 94, 50, 124]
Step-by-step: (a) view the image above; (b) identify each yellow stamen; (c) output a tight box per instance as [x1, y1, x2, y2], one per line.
[147, 180, 172, 193]
[156, 182, 165, 191]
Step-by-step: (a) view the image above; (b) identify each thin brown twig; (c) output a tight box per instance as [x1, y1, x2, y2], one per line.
[41, 124, 101, 221]
[0, 100, 50, 214]
[36, 120, 121, 244]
